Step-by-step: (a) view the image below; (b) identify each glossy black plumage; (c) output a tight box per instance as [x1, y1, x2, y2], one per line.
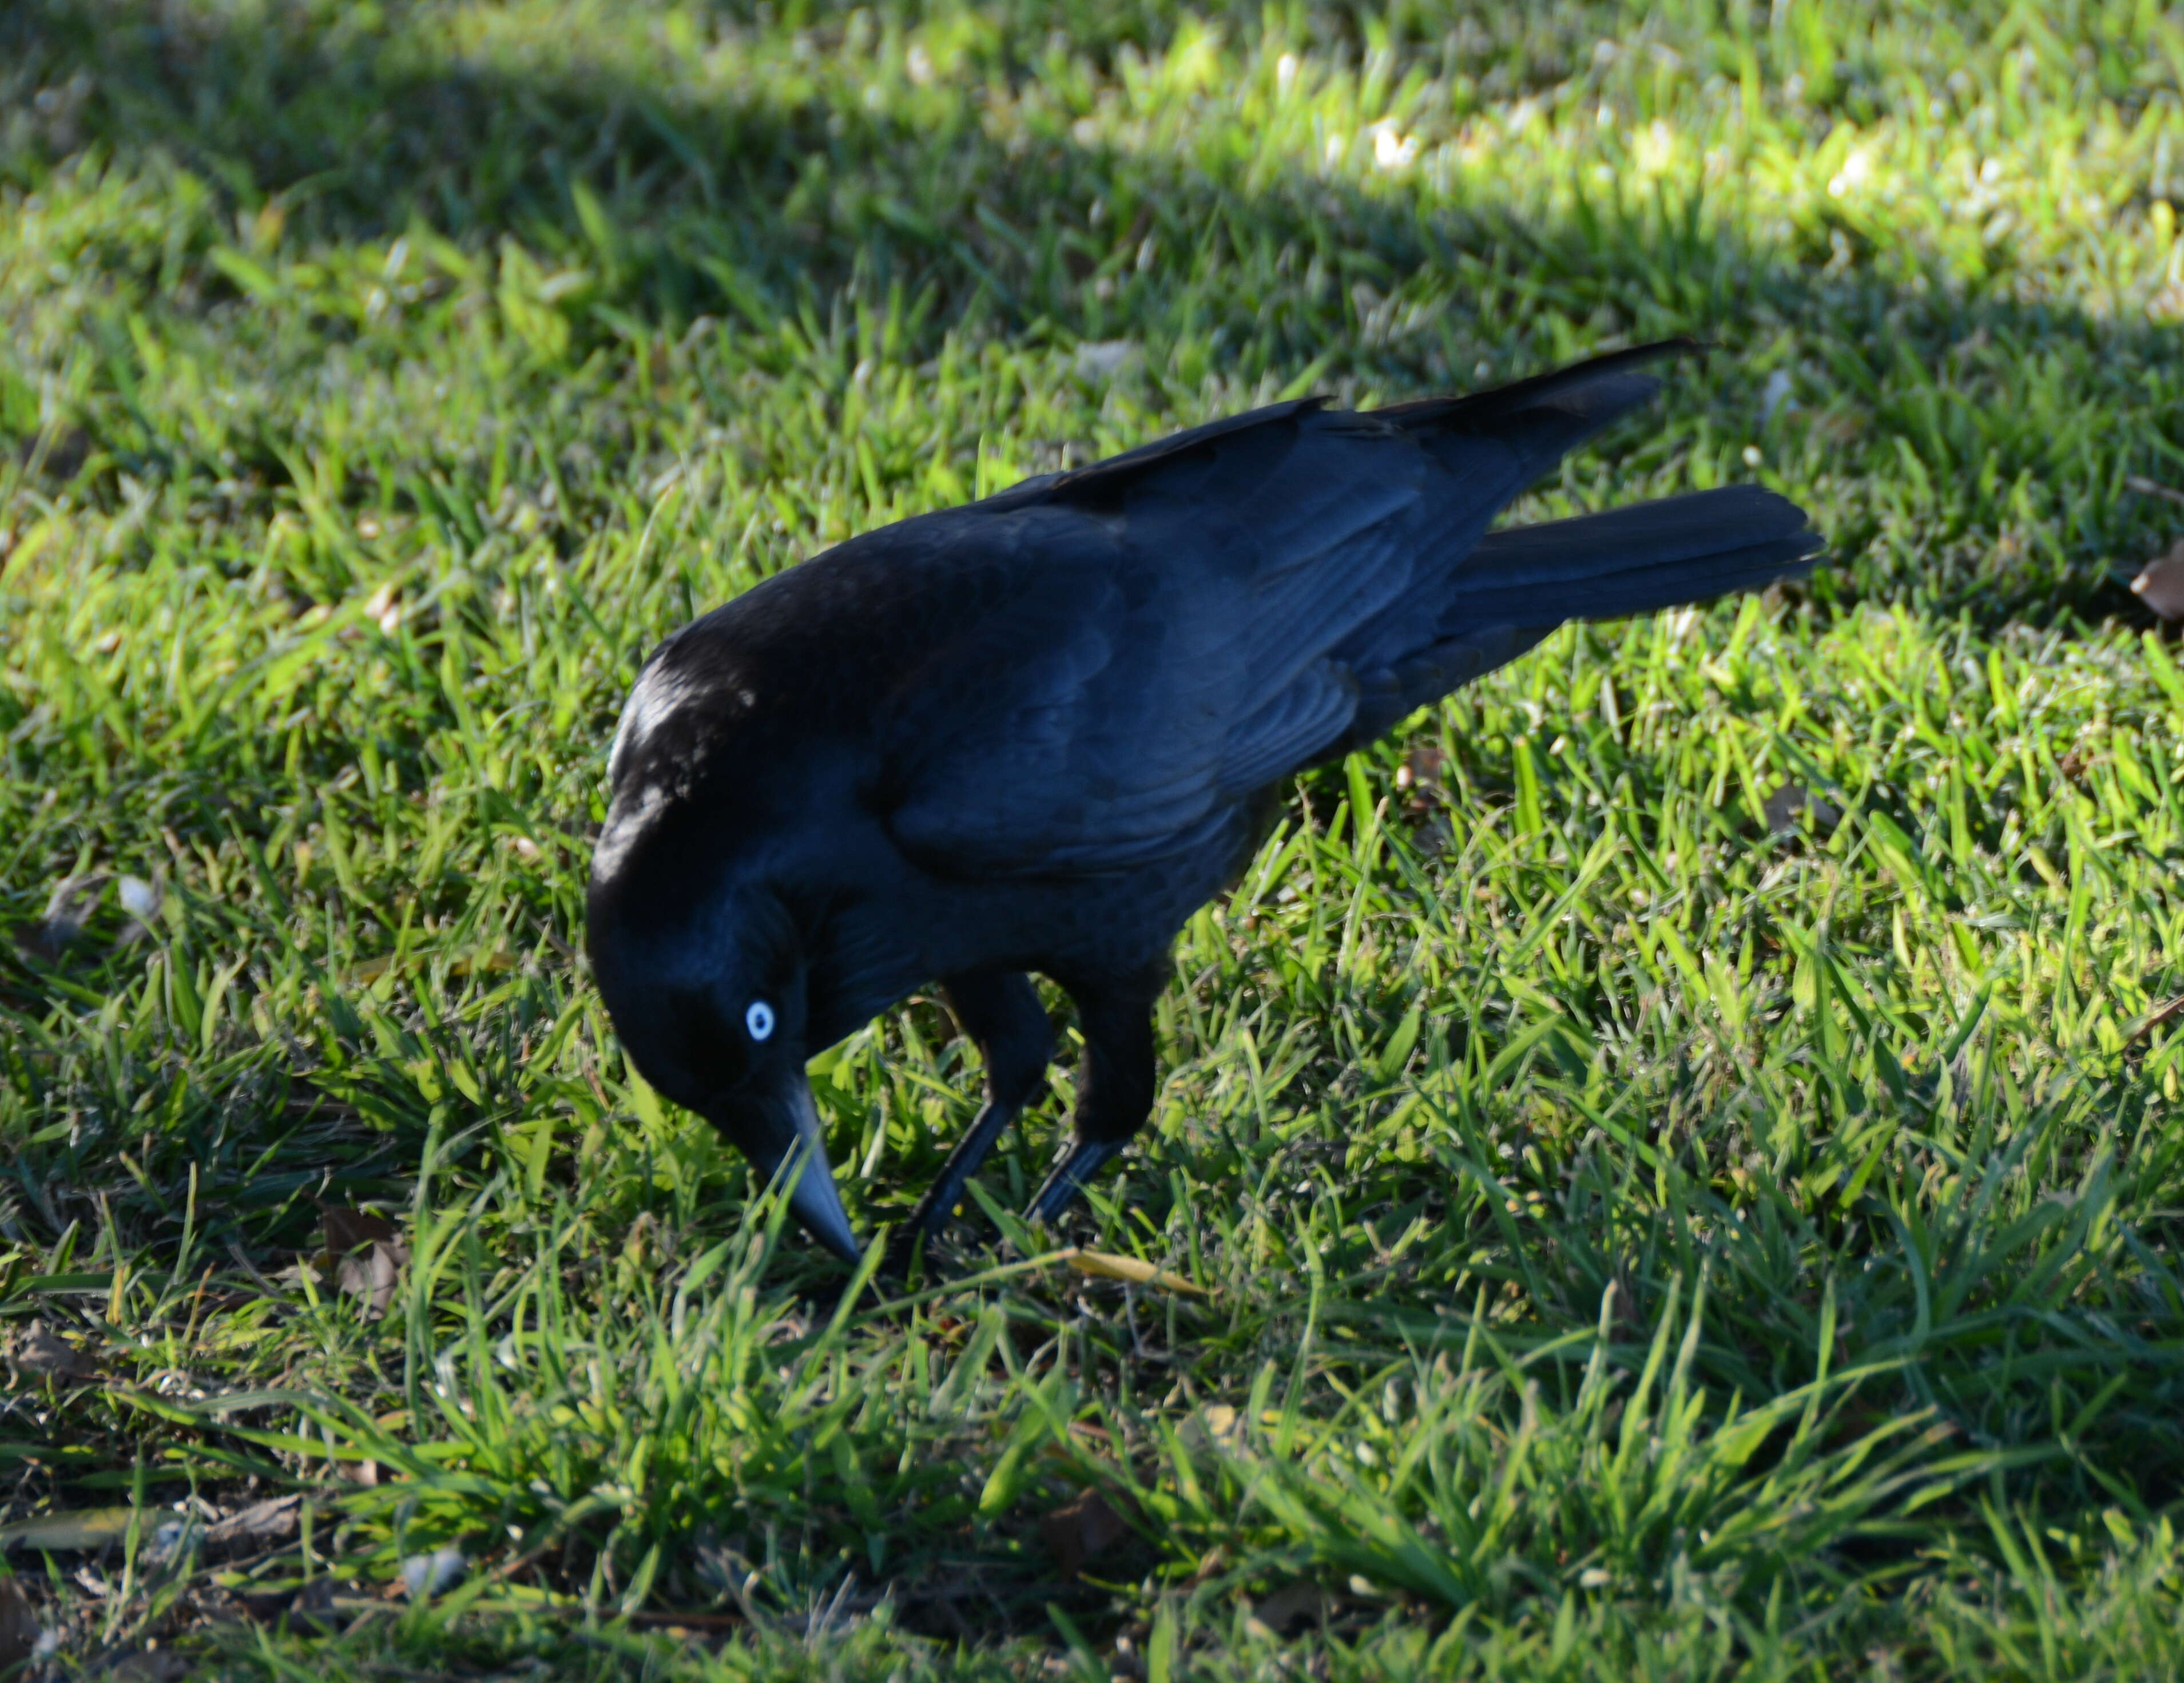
[585, 341, 1824, 1263]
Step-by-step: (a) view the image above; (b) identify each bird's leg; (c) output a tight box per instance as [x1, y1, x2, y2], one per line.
[1027, 974, 1161, 1226]
[905, 970, 1053, 1242]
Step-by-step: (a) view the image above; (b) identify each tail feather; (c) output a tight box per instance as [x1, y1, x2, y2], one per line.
[1375, 338, 1701, 432]
[1339, 485, 1822, 748]
[1374, 342, 1702, 497]
[1443, 486, 1821, 628]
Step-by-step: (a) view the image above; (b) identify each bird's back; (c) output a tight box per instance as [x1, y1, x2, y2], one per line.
[598, 341, 1818, 934]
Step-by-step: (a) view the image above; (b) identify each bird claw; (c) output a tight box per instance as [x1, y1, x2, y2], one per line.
[1026, 1138, 1126, 1226]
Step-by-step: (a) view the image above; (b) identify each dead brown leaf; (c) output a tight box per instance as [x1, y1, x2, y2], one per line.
[336, 1243, 404, 1320]
[204, 1495, 302, 1557]
[321, 1205, 395, 1255]
[1061, 1248, 1206, 1295]
[9, 1319, 101, 1382]
[1038, 1492, 1129, 1581]
[2132, 540, 2184, 621]
[320, 1206, 408, 1320]
[1762, 783, 1843, 837]
[1178, 1403, 1244, 1455]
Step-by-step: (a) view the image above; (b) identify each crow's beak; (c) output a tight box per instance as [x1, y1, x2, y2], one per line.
[744, 1077, 860, 1264]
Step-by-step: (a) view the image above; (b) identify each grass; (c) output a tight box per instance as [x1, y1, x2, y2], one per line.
[5, 0, 2184, 1675]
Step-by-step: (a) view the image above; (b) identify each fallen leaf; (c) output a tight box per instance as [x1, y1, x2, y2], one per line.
[2132, 540, 2184, 621]
[320, 1207, 407, 1320]
[1038, 1493, 1129, 1581]
[1062, 1248, 1206, 1295]
[321, 1205, 396, 1256]
[1178, 1404, 1243, 1455]
[0, 1506, 135, 1553]
[204, 1495, 301, 1555]
[1762, 783, 1842, 838]
[1182, 1545, 1229, 1588]
[8, 1319, 101, 1382]
[0, 1575, 42, 1673]
[336, 1243, 404, 1320]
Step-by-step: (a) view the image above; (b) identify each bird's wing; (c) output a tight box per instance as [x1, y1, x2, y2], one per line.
[878, 345, 1691, 879]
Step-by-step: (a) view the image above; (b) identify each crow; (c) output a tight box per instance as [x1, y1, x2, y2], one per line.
[586, 340, 1822, 1263]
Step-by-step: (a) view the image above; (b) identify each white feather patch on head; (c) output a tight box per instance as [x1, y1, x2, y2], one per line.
[591, 783, 668, 883]
[606, 661, 708, 785]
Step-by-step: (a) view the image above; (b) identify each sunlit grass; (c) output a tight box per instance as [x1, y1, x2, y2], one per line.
[6, 1, 2184, 1677]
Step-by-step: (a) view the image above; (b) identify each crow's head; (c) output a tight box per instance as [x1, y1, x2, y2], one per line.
[587, 634, 860, 1263]
[586, 867, 858, 1264]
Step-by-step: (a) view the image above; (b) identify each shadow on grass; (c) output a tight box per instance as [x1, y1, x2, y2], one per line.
[3, 0, 2181, 625]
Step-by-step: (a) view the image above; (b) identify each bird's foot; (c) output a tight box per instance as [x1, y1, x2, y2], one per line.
[904, 1170, 973, 1247]
[1025, 1138, 1126, 1227]
[904, 1097, 1023, 1246]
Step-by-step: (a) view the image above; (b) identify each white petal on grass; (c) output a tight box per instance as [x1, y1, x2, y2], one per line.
[361, 580, 404, 633]
[1828, 146, 1873, 199]
[118, 876, 159, 920]
[400, 1545, 467, 1598]
[1074, 339, 1141, 380]
[1370, 121, 1417, 170]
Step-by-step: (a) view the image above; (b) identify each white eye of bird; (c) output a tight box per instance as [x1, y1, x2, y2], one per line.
[745, 999, 776, 1042]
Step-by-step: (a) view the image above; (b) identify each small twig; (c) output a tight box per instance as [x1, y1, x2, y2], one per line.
[224, 1241, 287, 1301]
[2125, 474, 2184, 509]
[623, 1608, 747, 1629]
[2126, 994, 2184, 1047]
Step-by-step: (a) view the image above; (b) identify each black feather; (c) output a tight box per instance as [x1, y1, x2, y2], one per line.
[585, 345, 1824, 1265]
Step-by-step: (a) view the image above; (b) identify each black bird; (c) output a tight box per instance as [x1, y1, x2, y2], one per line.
[586, 341, 1821, 1263]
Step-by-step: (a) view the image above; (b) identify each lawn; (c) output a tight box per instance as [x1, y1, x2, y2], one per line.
[6, 0, 2184, 1676]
